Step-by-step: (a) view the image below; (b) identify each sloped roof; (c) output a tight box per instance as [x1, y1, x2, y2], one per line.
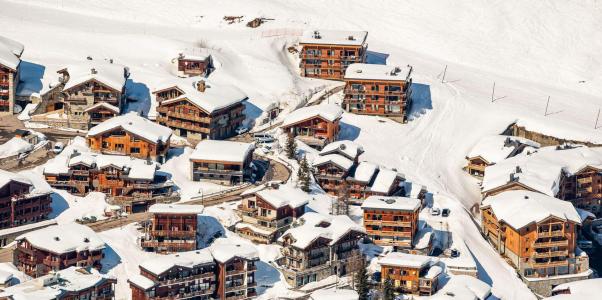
[139, 249, 214, 276]
[0, 36, 23, 70]
[300, 30, 368, 46]
[370, 168, 402, 193]
[155, 80, 246, 114]
[312, 154, 353, 171]
[256, 185, 311, 209]
[0, 169, 32, 190]
[189, 140, 254, 163]
[349, 161, 378, 183]
[282, 104, 343, 127]
[61, 61, 127, 92]
[148, 204, 204, 215]
[87, 112, 172, 144]
[279, 212, 365, 249]
[83, 102, 120, 114]
[361, 196, 420, 211]
[378, 252, 437, 268]
[209, 241, 258, 263]
[319, 140, 363, 160]
[16, 223, 105, 255]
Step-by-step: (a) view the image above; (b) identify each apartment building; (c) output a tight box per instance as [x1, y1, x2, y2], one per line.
[0, 36, 24, 115]
[281, 104, 343, 149]
[378, 252, 441, 296]
[361, 196, 421, 249]
[0, 169, 52, 230]
[140, 204, 204, 253]
[189, 140, 255, 185]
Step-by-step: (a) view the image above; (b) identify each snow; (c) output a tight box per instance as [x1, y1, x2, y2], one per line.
[0, 263, 28, 285]
[127, 274, 156, 290]
[282, 104, 343, 127]
[319, 140, 363, 160]
[16, 223, 105, 255]
[0, 219, 57, 237]
[83, 102, 120, 114]
[189, 140, 254, 163]
[87, 111, 172, 144]
[481, 190, 581, 230]
[514, 119, 602, 145]
[209, 240, 258, 263]
[179, 50, 211, 61]
[278, 212, 365, 249]
[312, 154, 353, 171]
[0, 137, 33, 159]
[466, 135, 519, 164]
[435, 275, 492, 300]
[300, 29, 368, 47]
[378, 252, 437, 269]
[0, 169, 33, 189]
[17, 103, 39, 121]
[155, 79, 247, 114]
[0, 35, 23, 70]
[310, 288, 359, 300]
[349, 161, 378, 183]
[148, 203, 204, 215]
[545, 278, 602, 300]
[139, 248, 214, 276]
[361, 195, 421, 211]
[369, 168, 401, 194]
[61, 61, 127, 92]
[256, 184, 311, 209]
[345, 63, 412, 81]
[424, 265, 443, 279]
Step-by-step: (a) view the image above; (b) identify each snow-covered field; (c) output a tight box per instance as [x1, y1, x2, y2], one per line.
[2, 0, 601, 299]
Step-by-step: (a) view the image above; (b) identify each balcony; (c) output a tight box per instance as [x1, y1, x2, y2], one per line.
[534, 240, 569, 248]
[364, 219, 412, 227]
[226, 268, 247, 276]
[577, 177, 593, 184]
[156, 108, 211, 123]
[150, 230, 196, 238]
[530, 259, 569, 268]
[163, 272, 215, 284]
[537, 230, 564, 238]
[532, 250, 569, 258]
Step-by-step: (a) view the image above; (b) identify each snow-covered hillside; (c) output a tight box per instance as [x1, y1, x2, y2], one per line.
[2, 0, 601, 299]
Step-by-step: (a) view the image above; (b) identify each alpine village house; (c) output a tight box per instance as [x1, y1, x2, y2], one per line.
[154, 80, 246, 141]
[299, 30, 368, 80]
[140, 204, 204, 254]
[33, 61, 129, 130]
[43, 151, 176, 213]
[378, 252, 442, 296]
[176, 51, 213, 77]
[281, 104, 343, 150]
[235, 183, 310, 244]
[189, 140, 255, 185]
[361, 196, 421, 250]
[0, 36, 24, 115]
[14, 223, 106, 278]
[0, 169, 52, 230]
[86, 111, 173, 163]
[343, 63, 413, 123]
[129, 243, 259, 300]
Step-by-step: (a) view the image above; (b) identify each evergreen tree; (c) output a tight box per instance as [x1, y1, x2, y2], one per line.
[299, 156, 311, 192]
[355, 256, 370, 300]
[285, 133, 297, 159]
[383, 278, 395, 300]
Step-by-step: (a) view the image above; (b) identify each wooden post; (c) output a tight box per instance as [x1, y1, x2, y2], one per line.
[544, 96, 550, 116]
[491, 82, 496, 102]
[596, 108, 601, 129]
[441, 65, 447, 83]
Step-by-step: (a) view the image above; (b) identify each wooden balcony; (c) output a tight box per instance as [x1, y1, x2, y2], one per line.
[532, 250, 569, 258]
[157, 117, 211, 133]
[534, 240, 568, 248]
[364, 219, 412, 227]
[537, 230, 564, 238]
[150, 230, 196, 238]
[577, 177, 593, 184]
[156, 108, 211, 123]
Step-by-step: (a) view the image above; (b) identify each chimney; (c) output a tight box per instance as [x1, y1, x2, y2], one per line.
[197, 80, 206, 92]
[90, 68, 97, 75]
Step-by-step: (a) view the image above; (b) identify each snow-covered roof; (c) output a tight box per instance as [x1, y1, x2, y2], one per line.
[0, 35, 23, 70]
[467, 135, 540, 164]
[319, 140, 363, 160]
[513, 118, 602, 146]
[434, 275, 491, 300]
[576, 208, 595, 222]
[413, 222, 433, 250]
[300, 30, 368, 46]
[139, 249, 214, 276]
[349, 161, 378, 182]
[482, 146, 602, 196]
[361, 196, 420, 211]
[0, 269, 13, 284]
[83, 102, 120, 114]
[547, 278, 602, 300]
[209, 241, 258, 263]
[87, 112, 172, 144]
[481, 190, 581, 230]
[0, 169, 32, 190]
[189, 140, 254, 163]
[16, 223, 105, 255]
[279, 212, 365, 249]
[310, 288, 359, 300]
[148, 203, 204, 215]
[344, 63, 412, 81]
[0, 267, 114, 300]
[256, 185, 311, 209]
[0, 219, 57, 237]
[128, 274, 156, 290]
[424, 265, 443, 279]
[155, 80, 247, 114]
[312, 154, 353, 171]
[61, 61, 127, 92]
[179, 50, 211, 61]
[378, 252, 437, 269]
[370, 168, 402, 194]
[282, 104, 343, 127]
[0, 137, 33, 159]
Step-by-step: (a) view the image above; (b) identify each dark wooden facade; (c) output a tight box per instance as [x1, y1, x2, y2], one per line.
[177, 54, 212, 77]
[0, 179, 51, 230]
[140, 212, 198, 253]
[299, 44, 367, 80]
[562, 165, 602, 216]
[362, 206, 419, 249]
[281, 116, 340, 149]
[0, 64, 17, 115]
[87, 129, 170, 163]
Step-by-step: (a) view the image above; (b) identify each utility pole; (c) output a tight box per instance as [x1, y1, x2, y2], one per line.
[441, 65, 447, 83]
[595, 108, 601, 129]
[544, 96, 550, 116]
[491, 82, 496, 102]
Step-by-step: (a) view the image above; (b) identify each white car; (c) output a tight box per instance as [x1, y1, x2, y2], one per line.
[253, 133, 275, 143]
[430, 207, 441, 216]
[235, 126, 249, 135]
[53, 142, 65, 154]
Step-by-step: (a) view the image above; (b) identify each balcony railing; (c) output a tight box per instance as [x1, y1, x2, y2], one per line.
[364, 219, 412, 227]
[532, 250, 568, 258]
[537, 230, 564, 238]
[150, 230, 196, 238]
[530, 259, 569, 268]
[156, 109, 211, 123]
[534, 240, 569, 248]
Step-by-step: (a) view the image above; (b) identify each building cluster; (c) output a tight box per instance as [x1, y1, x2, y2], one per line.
[129, 242, 259, 300]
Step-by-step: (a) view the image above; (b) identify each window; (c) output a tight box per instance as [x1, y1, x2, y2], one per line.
[131, 147, 141, 153]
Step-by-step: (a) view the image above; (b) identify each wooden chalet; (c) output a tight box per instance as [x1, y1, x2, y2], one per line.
[299, 30, 368, 80]
[33, 62, 129, 130]
[0, 36, 24, 115]
[281, 104, 343, 149]
[562, 165, 602, 216]
[343, 63, 413, 122]
[361, 196, 421, 249]
[154, 80, 246, 141]
[86, 112, 172, 163]
[0, 267, 116, 300]
[43, 152, 176, 213]
[177, 52, 213, 77]
[465, 135, 540, 178]
[140, 204, 204, 254]
[235, 183, 309, 244]
[378, 252, 442, 296]
[189, 140, 255, 185]
[14, 223, 105, 278]
[0, 170, 52, 230]
[480, 191, 591, 296]
[276, 213, 366, 288]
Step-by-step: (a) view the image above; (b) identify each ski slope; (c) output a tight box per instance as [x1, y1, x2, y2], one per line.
[2, 0, 601, 299]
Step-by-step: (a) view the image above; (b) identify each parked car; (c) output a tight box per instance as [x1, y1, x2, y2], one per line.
[442, 208, 450, 217]
[254, 132, 275, 143]
[235, 126, 249, 135]
[431, 207, 441, 216]
[53, 142, 65, 154]
[450, 248, 460, 258]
